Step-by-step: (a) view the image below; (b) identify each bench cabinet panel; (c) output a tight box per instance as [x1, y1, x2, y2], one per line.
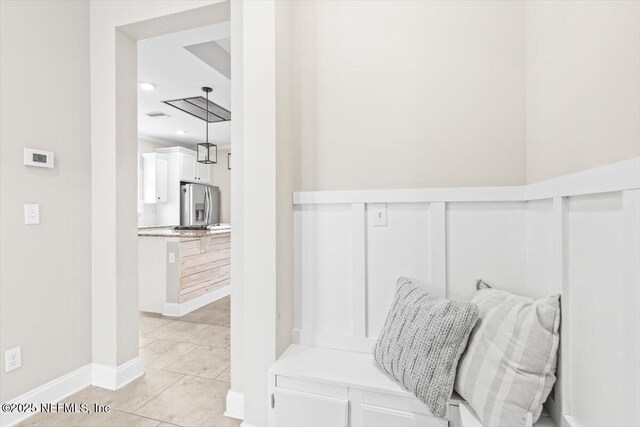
[362, 404, 447, 427]
[271, 388, 349, 427]
[268, 374, 449, 427]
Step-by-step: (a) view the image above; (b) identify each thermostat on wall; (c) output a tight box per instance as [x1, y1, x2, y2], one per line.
[24, 148, 54, 168]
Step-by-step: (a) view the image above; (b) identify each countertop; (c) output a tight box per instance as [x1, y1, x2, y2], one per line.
[138, 225, 231, 238]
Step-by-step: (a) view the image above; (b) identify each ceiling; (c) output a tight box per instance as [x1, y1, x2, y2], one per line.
[137, 23, 231, 148]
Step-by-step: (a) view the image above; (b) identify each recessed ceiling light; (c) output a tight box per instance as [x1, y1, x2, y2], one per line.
[138, 82, 156, 91]
[176, 130, 187, 136]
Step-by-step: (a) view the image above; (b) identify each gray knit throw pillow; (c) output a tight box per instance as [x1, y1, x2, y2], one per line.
[373, 277, 479, 418]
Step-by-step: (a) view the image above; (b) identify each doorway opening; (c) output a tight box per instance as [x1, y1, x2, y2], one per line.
[134, 13, 238, 427]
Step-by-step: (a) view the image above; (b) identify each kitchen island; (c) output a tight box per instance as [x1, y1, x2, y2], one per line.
[138, 225, 230, 317]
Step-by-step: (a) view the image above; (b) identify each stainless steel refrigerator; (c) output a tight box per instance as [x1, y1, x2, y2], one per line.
[180, 183, 220, 227]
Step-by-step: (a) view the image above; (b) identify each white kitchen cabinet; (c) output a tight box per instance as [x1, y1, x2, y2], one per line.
[180, 151, 197, 182]
[142, 153, 168, 203]
[176, 150, 212, 184]
[196, 161, 212, 184]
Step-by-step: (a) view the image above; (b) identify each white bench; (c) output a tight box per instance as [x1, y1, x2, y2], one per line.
[268, 344, 555, 427]
[268, 344, 460, 427]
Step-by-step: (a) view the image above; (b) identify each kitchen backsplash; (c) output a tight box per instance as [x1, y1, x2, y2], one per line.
[138, 203, 158, 227]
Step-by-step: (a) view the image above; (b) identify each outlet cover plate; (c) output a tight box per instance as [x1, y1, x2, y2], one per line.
[5, 347, 21, 372]
[371, 203, 388, 227]
[24, 204, 40, 225]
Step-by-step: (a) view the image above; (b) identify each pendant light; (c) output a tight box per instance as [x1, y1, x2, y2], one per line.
[197, 87, 217, 164]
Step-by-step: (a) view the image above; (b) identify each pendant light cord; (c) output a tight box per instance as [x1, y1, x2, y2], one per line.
[205, 90, 209, 146]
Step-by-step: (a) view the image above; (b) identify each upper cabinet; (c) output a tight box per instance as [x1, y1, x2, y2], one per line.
[180, 151, 197, 182]
[196, 161, 212, 184]
[157, 146, 213, 185]
[141, 153, 169, 203]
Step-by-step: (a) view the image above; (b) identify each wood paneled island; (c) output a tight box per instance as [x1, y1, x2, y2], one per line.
[138, 226, 230, 317]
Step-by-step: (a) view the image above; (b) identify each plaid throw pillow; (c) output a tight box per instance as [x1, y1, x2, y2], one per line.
[455, 281, 560, 427]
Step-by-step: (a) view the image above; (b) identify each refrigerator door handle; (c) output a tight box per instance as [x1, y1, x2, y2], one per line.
[209, 187, 214, 224]
[209, 187, 213, 224]
[209, 187, 215, 224]
[208, 186, 214, 224]
[189, 185, 195, 225]
[204, 186, 210, 224]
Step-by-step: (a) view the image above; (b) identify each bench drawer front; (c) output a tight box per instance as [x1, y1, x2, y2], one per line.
[363, 390, 432, 416]
[271, 388, 348, 427]
[362, 404, 447, 427]
[277, 376, 348, 399]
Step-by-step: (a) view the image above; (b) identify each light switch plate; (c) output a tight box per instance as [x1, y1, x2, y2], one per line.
[24, 204, 40, 225]
[371, 203, 387, 227]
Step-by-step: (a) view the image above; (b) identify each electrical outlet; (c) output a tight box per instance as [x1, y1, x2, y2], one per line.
[371, 203, 388, 227]
[24, 204, 40, 225]
[5, 347, 21, 372]
[168, 252, 175, 263]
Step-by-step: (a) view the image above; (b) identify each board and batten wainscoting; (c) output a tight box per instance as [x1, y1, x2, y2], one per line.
[289, 158, 640, 427]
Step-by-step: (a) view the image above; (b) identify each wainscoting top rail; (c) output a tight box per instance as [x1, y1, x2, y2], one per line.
[293, 186, 524, 204]
[525, 157, 640, 200]
[293, 158, 640, 204]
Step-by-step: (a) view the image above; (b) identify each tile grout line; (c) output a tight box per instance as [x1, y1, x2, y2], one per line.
[111, 409, 169, 426]
[127, 372, 187, 416]
[152, 341, 202, 371]
[161, 367, 232, 384]
[142, 323, 229, 344]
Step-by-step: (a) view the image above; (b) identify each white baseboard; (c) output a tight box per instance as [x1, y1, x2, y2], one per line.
[1, 358, 146, 426]
[91, 357, 145, 391]
[163, 285, 230, 317]
[0, 364, 92, 427]
[563, 415, 580, 427]
[224, 390, 244, 420]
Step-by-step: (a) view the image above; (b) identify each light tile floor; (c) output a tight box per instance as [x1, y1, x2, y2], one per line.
[20, 297, 239, 427]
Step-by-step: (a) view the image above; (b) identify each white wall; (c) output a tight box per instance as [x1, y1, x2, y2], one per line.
[289, 1, 640, 189]
[276, 0, 295, 358]
[291, 1, 527, 191]
[0, 0, 92, 402]
[138, 137, 169, 154]
[526, 1, 640, 183]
